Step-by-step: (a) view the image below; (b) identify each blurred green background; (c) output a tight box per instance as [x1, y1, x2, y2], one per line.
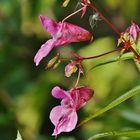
[0, 0, 140, 140]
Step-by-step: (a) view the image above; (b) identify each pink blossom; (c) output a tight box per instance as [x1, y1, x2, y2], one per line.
[126, 22, 140, 43]
[50, 86, 93, 137]
[34, 15, 92, 66]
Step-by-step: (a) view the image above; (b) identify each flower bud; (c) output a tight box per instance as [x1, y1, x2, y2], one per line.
[53, 60, 61, 69]
[65, 62, 78, 77]
[62, 0, 70, 7]
[46, 55, 58, 69]
[124, 22, 140, 44]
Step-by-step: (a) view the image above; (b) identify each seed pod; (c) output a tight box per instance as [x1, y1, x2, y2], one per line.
[53, 60, 61, 69]
[46, 55, 58, 69]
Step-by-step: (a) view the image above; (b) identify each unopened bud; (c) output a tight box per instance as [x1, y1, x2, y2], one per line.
[46, 55, 58, 69]
[53, 60, 61, 69]
[62, 0, 70, 7]
[65, 62, 78, 77]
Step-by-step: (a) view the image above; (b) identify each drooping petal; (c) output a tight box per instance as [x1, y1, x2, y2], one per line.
[52, 86, 69, 99]
[39, 15, 58, 36]
[34, 39, 55, 66]
[50, 106, 78, 136]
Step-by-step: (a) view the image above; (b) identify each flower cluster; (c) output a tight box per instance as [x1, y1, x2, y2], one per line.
[34, 0, 140, 138]
[50, 86, 93, 137]
[34, 11, 93, 136]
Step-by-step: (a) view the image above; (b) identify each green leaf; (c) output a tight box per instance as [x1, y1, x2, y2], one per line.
[78, 85, 140, 127]
[90, 52, 134, 70]
[16, 131, 23, 140]
[121, 111, 140, 125]
[88, 130, 140, 140]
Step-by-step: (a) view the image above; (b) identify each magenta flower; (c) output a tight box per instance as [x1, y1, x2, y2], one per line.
[50, 86, 93, 137]
[126, 22, 140, 43]
[34, 15, 92, 66]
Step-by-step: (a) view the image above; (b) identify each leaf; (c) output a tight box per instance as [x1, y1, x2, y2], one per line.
[88, 130, 140, 140]
[121, 111, 140, 125]
[16, 131, 23, 140]
[78, 85, 140, 127]
[90, 52, 134, 70]
[62, 0, 70, 7]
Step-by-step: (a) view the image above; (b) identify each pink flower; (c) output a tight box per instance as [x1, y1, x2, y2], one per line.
[50, 86, 93, 137]
[34, 15, 92, 66]
[126, 22, 140, 43]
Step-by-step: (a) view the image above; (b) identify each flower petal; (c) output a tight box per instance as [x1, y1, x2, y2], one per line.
[71, 86, 93, 110]
[52, 86, 69, 99]
[39, 15, 58, 36]
[62, 22, 92, 42]
[50, 106, 78, 136]
[50, 106, 64, 126]
[54, 22, 92, 47]
[34, 39, 55, 66]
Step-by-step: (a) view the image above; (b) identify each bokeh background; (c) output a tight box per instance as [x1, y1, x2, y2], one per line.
[0, 0, 140, 140]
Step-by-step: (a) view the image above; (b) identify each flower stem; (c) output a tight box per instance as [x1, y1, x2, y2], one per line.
[129, 46, 140, 58]
[74, 69, 81, 87]
[81, 47, 124, 60]
[62, 5, 86, 22]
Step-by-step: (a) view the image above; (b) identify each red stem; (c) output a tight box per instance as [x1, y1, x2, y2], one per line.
[81, 47, 124, 60]
[129, 46, 140, 58]
[86, 2, 121, 36]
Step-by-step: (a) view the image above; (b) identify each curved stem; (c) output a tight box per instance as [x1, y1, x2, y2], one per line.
[74, 69, 81, 87]
[62, 5, 86, 22]
[81, 47, 124, 60]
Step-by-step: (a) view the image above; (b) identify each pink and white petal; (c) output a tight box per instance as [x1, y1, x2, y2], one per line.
[50, 106, 64, 126]
[39, 15, 58, 36]
[52, 86, 68, 99]
[52, 110, 78, 136]
[34, 39, 55, 66]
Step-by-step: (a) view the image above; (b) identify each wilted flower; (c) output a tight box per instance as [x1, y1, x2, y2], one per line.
[50, 86, 93, 137]
[34, 15, 92, 66]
